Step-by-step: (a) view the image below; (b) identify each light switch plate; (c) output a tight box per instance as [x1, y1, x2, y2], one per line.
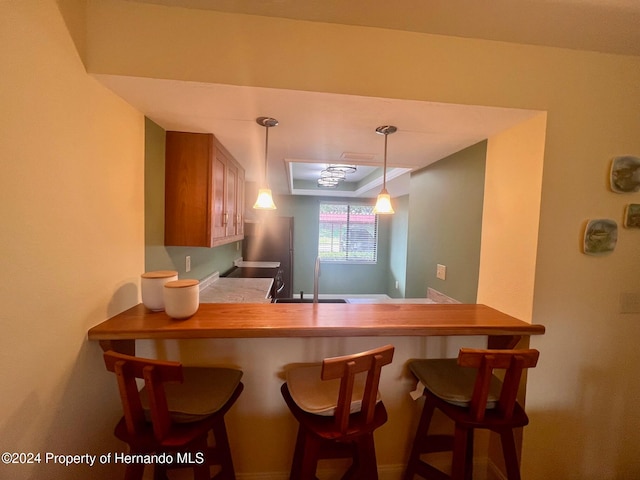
[436, 264, 446, 280]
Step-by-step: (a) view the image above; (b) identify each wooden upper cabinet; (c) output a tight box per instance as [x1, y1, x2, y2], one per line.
[164, 131, 245, 247]
[224, 153, 238, 238]
[236, 167, 245, 237]
[212, 145, 227, 242]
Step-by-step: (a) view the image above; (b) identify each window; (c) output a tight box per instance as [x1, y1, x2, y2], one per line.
[318, 202, 378, 263]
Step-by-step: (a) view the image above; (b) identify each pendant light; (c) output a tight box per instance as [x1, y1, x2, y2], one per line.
[253, 116, 278, 210]
[373, 125, 396, 215]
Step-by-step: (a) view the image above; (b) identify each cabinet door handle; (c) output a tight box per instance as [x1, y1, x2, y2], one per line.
[223, 213, 228, 226]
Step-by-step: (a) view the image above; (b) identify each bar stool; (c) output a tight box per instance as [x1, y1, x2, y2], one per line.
[280, 344, 395, 480]
[103, 350, 243, 480]
[404, 348, 540, 480]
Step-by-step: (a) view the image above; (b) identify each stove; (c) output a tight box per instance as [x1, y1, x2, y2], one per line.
[222, 265, 284, 300]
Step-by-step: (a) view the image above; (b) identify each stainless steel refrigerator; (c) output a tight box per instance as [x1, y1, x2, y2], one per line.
[243, 216, 294, 299]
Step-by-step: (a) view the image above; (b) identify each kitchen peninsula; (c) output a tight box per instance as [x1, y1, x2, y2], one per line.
[88, 301, 544, 478]
[88, 302, 544, 354]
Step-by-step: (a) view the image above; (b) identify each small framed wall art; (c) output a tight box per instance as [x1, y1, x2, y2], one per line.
[610, 155, 640, 193]
[624, 204, 640, 228]
[583, 219, 618, 255]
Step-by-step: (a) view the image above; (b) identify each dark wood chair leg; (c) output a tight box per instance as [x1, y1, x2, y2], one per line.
[124, 462, 145, 480]
[404, 399, 437, 480]
[500, 429, 522, 480]
[153, 463, 169, 480]
[356, 434, 378, 480]
[189, 435, 209, 480]
[341, 441, 359, 480]
[464, 429, 474, 480]
[193, 458, 211, 479]
[299, 432, 321, 480]
[212, 417, 235, 479]
[403, 466, 414, 480]
[451, 425, 472, 480]
[290, 427, 321, 480]
[289, 426, 307, 480]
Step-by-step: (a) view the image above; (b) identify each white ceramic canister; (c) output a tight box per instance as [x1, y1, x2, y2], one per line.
[141, 270, 178, 311]
[163, 279, 200, 319]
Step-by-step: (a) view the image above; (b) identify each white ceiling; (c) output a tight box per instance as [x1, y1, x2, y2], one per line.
[97, 0, 639, 198]
[95, 74, 539, 197]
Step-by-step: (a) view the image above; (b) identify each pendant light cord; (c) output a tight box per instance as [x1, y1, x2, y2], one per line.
[263, 125, 270, 186]
[376, 125, 396, 192]
[382, 132, 388, 190]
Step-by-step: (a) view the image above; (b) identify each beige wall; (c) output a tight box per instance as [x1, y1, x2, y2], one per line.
[0, 1, 144, 478]
[84, 3, 640, 478]
[478, 113, 547, 321]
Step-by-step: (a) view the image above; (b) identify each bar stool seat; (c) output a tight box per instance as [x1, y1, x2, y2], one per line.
[138, 367, 242, 423]
[404, 348, 539, 480]
[281, 344, 394, 479]
[103, 350, 243, 480]
[285, 364, 383, 417]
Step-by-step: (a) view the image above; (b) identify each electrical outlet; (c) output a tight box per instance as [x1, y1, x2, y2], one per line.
[395, 280, 399, 289]
[436, 264, 446, 280]
[185, 255, 191, 273]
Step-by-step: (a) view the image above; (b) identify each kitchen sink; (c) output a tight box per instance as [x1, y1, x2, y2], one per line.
[273, 298, 348, 303]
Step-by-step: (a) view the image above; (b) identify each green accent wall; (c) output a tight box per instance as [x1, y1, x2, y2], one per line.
[272, 194, 391, 295]
[388, 194, 409, 298]
[144, 118, 241, 279]
[406, 141, 486, 302]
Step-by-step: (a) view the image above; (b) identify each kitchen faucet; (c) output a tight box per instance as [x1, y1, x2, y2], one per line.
[313, 256, 320, 304]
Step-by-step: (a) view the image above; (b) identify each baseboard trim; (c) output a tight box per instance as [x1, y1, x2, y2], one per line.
[235, 464, 406, 480]
[235, 459, 506, 480]
[236, 472, 288, 480]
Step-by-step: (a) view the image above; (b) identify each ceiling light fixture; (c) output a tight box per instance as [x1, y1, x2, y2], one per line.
[317, 177, 339, 188]
[253, 116, 278, 210]
[326, 164, 357, 174]
[373, 125, 396, 215]
[317, 166, 348, 188]
[320, 169, 346, 181]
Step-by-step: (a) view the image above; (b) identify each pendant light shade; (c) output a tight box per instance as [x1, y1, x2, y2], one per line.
[254, 187, 277, 209]
[373, 190, 394, 214]
[253, 116, 278, 210]
[373, 125, 396, 215]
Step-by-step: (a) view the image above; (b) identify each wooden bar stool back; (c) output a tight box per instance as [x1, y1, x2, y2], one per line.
[103, 350, 243, 480]
[404, 348, 539, 480]
[281, 344, 395, 479]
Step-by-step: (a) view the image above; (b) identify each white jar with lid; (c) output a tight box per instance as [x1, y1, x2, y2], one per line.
[141, 270, 178, 311]
[163, 279, 200, 319]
